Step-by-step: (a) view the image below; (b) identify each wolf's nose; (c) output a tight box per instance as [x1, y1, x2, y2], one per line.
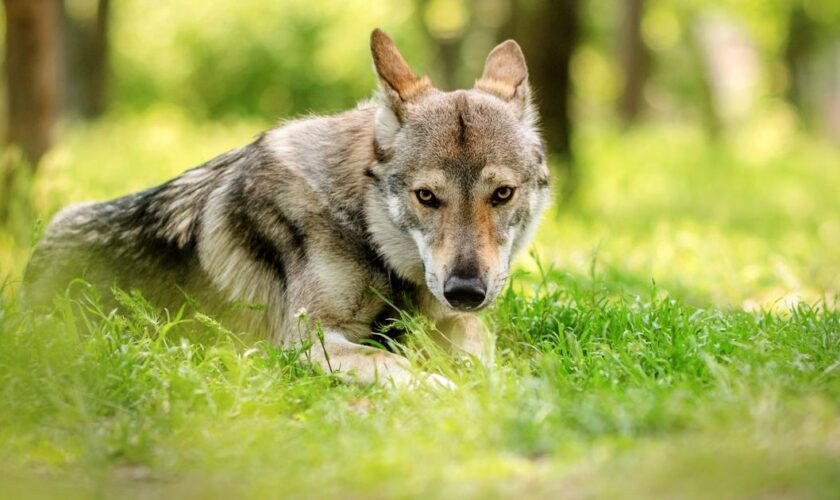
[443, 275, 486, 310]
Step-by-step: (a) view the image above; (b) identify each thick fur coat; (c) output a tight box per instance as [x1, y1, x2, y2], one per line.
[24, 30, 550, 387]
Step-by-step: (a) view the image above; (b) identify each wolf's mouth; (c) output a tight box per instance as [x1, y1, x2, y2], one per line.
[448, 302, 488, 312]
[444, 297, 488, 312]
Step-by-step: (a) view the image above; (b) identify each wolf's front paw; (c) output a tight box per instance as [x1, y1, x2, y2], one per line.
[387, 370, 456, 390]
[455, 351, 495, 370]
[419, 372, 457, 390]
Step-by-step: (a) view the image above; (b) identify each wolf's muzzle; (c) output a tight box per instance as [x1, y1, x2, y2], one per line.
[443, 274, 486, 310]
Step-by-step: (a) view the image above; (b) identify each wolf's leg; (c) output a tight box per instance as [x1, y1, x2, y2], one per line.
[306, 330, 455, 389]
[432, 314, 495, 366]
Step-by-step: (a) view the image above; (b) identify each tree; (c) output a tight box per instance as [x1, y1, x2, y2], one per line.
[784, 3, 818, 121]
[501, 0, 579, 184]
[3, 0, 62, 165]
[618, 0, 648, 123]
[63, 0, 111, 118]
[684, 18, 721, 138]
[417, 0, 470, 90]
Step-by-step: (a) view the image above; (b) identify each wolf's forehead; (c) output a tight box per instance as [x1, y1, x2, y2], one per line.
[419, 92, 518, 138]
[406, 93, 527, 170]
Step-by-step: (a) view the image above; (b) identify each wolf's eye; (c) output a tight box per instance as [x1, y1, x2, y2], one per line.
[491, 186, 515, 206]
[415, 189, 440, 208]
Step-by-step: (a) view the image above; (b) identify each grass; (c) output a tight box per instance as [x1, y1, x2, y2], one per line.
[1, 110, 839, 498]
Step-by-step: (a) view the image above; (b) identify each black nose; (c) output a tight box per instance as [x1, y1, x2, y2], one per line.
[443, 275, 486, 310]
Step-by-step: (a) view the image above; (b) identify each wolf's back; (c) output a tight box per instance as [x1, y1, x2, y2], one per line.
[22, 199, 189, 309]
[21, 145, 250, 310]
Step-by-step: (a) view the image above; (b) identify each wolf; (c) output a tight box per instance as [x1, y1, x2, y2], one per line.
[24, 29, 551, 388]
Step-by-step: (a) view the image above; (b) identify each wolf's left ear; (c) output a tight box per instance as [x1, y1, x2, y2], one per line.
[370, 29, 433, 151]
[475, 40, 533, 121]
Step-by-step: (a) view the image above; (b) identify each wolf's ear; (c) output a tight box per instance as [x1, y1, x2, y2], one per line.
[371, 29, 431, 107]
[475, 40, 533, 119]
[370, 29, 432, 150]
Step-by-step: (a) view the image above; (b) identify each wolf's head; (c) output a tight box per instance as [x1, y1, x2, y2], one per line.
[365, 29, 550, 312]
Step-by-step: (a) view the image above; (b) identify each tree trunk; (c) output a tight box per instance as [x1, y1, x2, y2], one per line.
[501, 0, 579, 197]
[3, 0, 62, 165]
[435, 37, 464, 91]
[416, 0, 469, 91]
[63, 0, 110, 118]
[502, 0, 578, 162]
[685, 20, 721, 139]
[784, 4, 814, 119]
[618, 0, 648, 123]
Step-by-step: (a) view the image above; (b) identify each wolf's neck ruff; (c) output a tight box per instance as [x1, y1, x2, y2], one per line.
[24, 29, 550, 388]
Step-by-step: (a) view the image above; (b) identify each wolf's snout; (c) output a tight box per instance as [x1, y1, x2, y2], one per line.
[443, 274, 486, 310]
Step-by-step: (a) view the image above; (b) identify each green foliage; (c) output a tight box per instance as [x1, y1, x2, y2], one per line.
[1, 117, 837, 499]
[0, 114, 838, 494]
[1, 264, 839, 498]
[110, 0, 429, 119]
[1, 1, 839, 493]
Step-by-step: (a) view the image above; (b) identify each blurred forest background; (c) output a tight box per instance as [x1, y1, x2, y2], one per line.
[1, 0, 839, 305]
[5, 0, 840, 180]
[3, 4, 840, 497]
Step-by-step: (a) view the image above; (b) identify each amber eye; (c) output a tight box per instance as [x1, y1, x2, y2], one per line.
[491, 186, 515, 206]
[415, 189, 440, 208]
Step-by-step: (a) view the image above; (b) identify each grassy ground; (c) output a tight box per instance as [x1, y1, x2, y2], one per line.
[1, 112, 839, 498]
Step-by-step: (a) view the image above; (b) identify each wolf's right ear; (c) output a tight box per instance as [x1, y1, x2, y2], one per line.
[370, 29, 432, 150]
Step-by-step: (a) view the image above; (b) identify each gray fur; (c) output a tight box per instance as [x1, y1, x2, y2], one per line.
[24, 30, 550, 388]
